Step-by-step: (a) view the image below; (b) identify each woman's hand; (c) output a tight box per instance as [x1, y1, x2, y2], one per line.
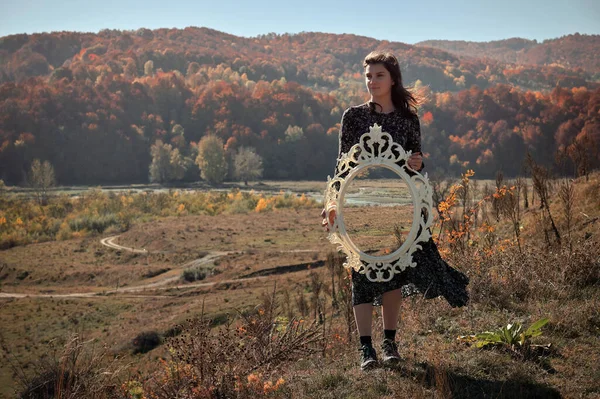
[407, 152, 423, 170]
[320, 206, 336, 232]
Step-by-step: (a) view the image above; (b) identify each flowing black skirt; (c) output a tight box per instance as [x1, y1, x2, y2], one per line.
[351, 230, 470, 307]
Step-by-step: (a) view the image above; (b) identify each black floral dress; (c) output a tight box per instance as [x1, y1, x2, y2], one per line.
[335, 102, 469, 308]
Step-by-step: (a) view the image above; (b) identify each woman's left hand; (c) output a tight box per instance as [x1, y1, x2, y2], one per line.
[407, 152, 422, 170]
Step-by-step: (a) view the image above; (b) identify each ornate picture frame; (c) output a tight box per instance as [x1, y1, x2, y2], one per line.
[324, 123, 434, 282]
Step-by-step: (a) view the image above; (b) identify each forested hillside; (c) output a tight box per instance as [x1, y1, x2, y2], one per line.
[416, 33, 600, 76]
[0, 27, 598, 185]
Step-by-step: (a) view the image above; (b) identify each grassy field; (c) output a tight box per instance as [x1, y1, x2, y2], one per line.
[0, 173, 599, 398]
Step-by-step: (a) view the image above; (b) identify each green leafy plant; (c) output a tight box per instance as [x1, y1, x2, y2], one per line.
[458, 317, 550, 356]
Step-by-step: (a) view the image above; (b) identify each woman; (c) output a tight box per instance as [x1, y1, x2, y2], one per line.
[320, 51, 469, 370]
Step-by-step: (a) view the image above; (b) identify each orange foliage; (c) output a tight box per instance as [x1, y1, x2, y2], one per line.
[0, 29, 598, 185]
[422, 111, 434, 125]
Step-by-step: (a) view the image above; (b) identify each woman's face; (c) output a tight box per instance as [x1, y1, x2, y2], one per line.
[364, 63, 394, 99]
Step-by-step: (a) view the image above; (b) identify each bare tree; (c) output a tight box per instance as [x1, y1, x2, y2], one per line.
[234, 147, 263, 185]
[28, 159, 55, 205]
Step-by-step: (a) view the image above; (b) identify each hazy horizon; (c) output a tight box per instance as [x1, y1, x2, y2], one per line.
[2, 0, 599, 44]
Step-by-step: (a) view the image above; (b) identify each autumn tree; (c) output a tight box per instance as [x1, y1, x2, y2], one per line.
[170, 124, 186, 150]
[234, 147, 263, 185]
[28, 159, 55, 205]
[284, 125, 304, 142]
[186, 62, 200, 76]
[567, 134, 596, 181]
[149, 140, 188, 183]
[169, 148, 189, 181]
[196, 135, 227, 185]
[144, 60, 154, 76]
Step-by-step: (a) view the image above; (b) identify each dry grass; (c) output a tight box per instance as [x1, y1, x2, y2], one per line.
[0, 208, 327, 294]
[1, 172, 599, 398]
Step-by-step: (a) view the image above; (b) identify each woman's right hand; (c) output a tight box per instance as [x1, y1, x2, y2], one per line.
[320, 206, 336, 232]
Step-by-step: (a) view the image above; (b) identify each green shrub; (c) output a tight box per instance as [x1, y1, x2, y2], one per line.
[182, 266, 209, 282]
[227, 197, 254, 214]
[57, 222, 72, 241]
[132, 331, 162, 354]
[16, 270, 29, 280]
[68, 214, 118, 233]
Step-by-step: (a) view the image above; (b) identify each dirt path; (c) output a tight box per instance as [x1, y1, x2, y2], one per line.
[0, 235, 320, 299]
[100, 235, 149, 253]
[0, 275, 270, 299]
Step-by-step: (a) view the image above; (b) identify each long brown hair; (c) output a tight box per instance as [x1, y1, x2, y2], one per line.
[363, 50, 420, 118]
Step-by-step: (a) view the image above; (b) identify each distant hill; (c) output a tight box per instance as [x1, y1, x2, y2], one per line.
[0, 28, 598, 92]
[415, 33, 600, 76]
[0, 27, 598, 186]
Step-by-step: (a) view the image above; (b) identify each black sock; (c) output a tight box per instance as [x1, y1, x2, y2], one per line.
[359, 336, 372, 346]
[384, 329, 396, 341]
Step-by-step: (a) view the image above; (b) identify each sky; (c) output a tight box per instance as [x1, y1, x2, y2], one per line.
[1, 0, 599, 44]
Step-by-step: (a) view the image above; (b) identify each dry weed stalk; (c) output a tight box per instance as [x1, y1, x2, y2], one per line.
[325, 251, 354, 343]
[493, 180, 523, 253]
[527, 153, 561, 246]
[309, 270, 325, 324]
[153, 291, 324, 398]
[436, 169, 489, 254]
[430, 176, 452, 220]
[492, 171, 504, 222]
[0, 332, 126, 399]
[558, 178, 575, 251]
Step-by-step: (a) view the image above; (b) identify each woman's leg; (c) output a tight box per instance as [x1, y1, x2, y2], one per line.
[354, 303, 377, 369]
[381, 288, 402, 331]
[353, 303, 373, 337]
[380, 288, 403, 363]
